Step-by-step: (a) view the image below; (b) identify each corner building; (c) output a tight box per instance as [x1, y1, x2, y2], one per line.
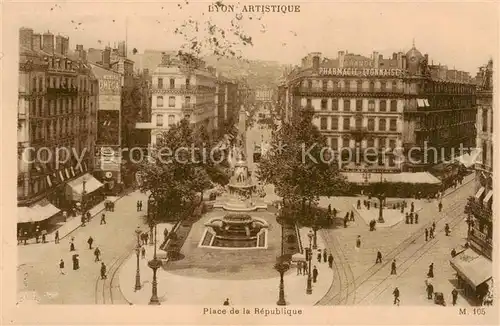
[285, 51, 408, 170]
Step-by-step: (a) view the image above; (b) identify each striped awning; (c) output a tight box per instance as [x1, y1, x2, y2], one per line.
[18, 199, 60, 223]
[450, 249, 492, 288]
[483, 190, 493, 205]
[475, 187, 485, 199]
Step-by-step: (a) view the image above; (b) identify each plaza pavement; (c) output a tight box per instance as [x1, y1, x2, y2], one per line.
[17, 190, 149, 304]
[118, 225, 334, 305]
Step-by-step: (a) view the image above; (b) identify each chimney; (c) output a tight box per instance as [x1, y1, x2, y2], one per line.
[61, 37, 69, 55]
[55, 35, 64, 54]
[102, 46, 111, 68]
[32, 33, 42, 51]
[312, 55, 320, 72]
[392, 53, 397, 60]
[338, 51, 345, 68]
[42, 31, 54, 53]
[373, 51, 379, 68]
[19, 27, 34, 50]
[118, 41, 126, 57]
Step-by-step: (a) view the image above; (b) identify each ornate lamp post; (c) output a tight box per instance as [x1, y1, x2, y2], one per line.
[376, 172, 385, 223]
[306, 231, 313, 295]
[134, 227, 142, 291]
[275, 256, 290, 306]
[81, 179, 87, 226]
[148, 220, 161, 305]
[147, 195, 155, 245]
[312, 216, 320, 250]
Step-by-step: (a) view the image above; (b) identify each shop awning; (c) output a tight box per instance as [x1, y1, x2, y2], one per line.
[483, 190, 493, 205]
[475, 187, 485, 199]
[342, 172, 441, 184]
[453, 148, 480, 168]
[18, 198, 60, 224]
[66, 173, 104, 201]
[450, 249, 492, 288]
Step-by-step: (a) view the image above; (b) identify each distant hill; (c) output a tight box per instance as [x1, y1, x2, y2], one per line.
[203, 56, 285, 88]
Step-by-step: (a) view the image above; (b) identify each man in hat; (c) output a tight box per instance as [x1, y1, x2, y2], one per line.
[100, 262, 107, 279]
[425, 228, 428, 241]
[438, 201, 443, 212]
[393, 287, 400, 305]
[312, 265, 318, 283]
[426, 282, 434, 299]
[328, 253, 333, 268]
[376, 251, 382, 264]
[451, 288, 458, 306]
[100, 213, 106, 225]
[59, 259, 65, 275]
[323, 249, 327, 263]
[87, 236, 94, 249]
[54, 230, 60, 244]
[94, 247, 101, 262]
[391, 259, 397, 275]
[317, 250, 322, 263]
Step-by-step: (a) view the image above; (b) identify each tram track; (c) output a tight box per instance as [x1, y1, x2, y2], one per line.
[316, 177, 473, 305]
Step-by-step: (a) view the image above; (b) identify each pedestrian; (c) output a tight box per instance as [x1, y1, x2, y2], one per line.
[356, 235, 361, 249]
[312, 265, 318, 283]
[445, 223, 450, 236]
[94, 247, 101, 262]
[164, 227, 169, 241]
[140, 200, 143, 211]
[427, 282, 434, 299]
[405, 213, 410, 224]
[400, 205, 404, 213]
[59, 259, 65, 275]
[72, 254, 80, 270]
[23, 230, 28, 245]
[432, 221, 436, 232]
[100, 262, 107, 279]
[357, 199, 361, 209]
[415, 213, 419, 224]
[317, 250, 322, 263]
[438, 201, 443, 212]
[144, 232, 149, 245]
[328, 253, 333, 268]
[451, 288, 458, 306]
[327, 204, 331, 216]
[427, 263, 434, 278]
[296, 261, 302, 275]
[141, 246, 146, 259]
[376, 251, 382, 264]
[81, 215, 86, 226]
[350, 211, 354, 221]
[391, 259, 397, 275]
[429, 227, 434, 239]
[42, 233, 46, 243]
[54, 230, 59, 244]
[410, 213, 414, 224]
[136, 200, 140, 212]
[223, 298, 230, 306]
[303, 261, 308, 275]
[343, 215, 348, 228]
[425, 228, 428, 241]
[333, 207, 337, 218]
[367, 201, 370, 210]
[87, 236, 94, 249]
[70, 241, 75, 251]
[100, 213, 106, 225]
[451, 248, 457, 258]
[393, 287, 400, 306]
[323, 249, 327, 263]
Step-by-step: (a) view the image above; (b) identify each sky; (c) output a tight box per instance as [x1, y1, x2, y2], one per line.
[6, 0, 499, 74]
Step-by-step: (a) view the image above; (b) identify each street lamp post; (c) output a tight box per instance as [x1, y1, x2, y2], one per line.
[81, 179, 87, 226]
[148, 221, 161, 305]
[275, 256, 290, 306]
[377, 172, 385, 223]
[306, 231, 313, 295]
[134, 227, 142, 291]
[147, 195, 155, 245]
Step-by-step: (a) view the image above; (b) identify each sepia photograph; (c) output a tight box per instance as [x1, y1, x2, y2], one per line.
[2, 0, 499, 324]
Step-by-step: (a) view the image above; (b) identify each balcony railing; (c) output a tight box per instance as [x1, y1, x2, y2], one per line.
[295, 87, 405, 95]
[47, 87, 78, 95]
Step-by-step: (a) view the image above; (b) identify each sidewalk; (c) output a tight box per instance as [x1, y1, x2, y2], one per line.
[117, 225, 333, 305]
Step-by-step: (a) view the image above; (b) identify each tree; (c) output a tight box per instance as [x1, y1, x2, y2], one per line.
[138, 119, 217, 220]
[258, 107, 347, 219]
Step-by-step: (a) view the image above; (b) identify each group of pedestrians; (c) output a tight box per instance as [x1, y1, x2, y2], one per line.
[424, 221, 437, 241]
[59, 234, 107, 280]
[136, 200, 144, 212]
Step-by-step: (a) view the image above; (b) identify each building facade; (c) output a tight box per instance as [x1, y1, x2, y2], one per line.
[469, 59, 493, 260]
[18, 28, 99, 215]
[282, 51, 408, 171]
[147, 53, 219, 146]
[215, 75, 239, 135]
[402, 46, 476, 172]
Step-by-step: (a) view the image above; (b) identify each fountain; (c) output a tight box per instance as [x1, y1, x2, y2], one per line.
[201, 106, 269, 249]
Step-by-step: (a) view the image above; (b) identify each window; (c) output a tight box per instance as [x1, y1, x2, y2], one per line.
[331, 137, 338, 150]
[331, 117, 338, 130]
[379, 119, 386, 131]
[390, 100, 397, 112]
[185, 96, 191, 107]
[380, 81, 386, 92]
[321, 99, 328, 110]
[356, 99, 363, 111]
[380, 100, 387, 112]
[343, 138, 350, 148]
[389, 139, 396, 149]
[355, 117, 362, 129]
[308, 80, 312, 89]
[168, 96, 175, 107]
[369, 81, 375, 92]
[386, 81, 392, 91]
[322, 80, 327, 91]
[169, 78, 175, 89]
[357, 80, 363, 92]
[306, 98, 312, 107]
[156, 114, 164, 127]
[368, 118, 375, 131]
[332, 98, 338, 111]
[343, 117, 350, 130]
[389, 119, 397, 131]
[320, 117, 328, 130]
[367, 138, 375, 148]
[184, 114, 190, 120]
[343, 99, 351, 111]
[368, 100, 375, 112]
[158, 78, 163, 89]
[185, 78, 190, 89]
[482, 110, 488, 132]
[168, 115, 175, 126]
[39, 77, 43, 91]
[379, 137, 387, 148]
[157, 96, 164, 107]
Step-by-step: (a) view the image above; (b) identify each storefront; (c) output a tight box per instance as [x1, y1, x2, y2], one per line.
[450, 248, 493, 305]
[65, 173, 105, 212]
[17, 198, 61, 238]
